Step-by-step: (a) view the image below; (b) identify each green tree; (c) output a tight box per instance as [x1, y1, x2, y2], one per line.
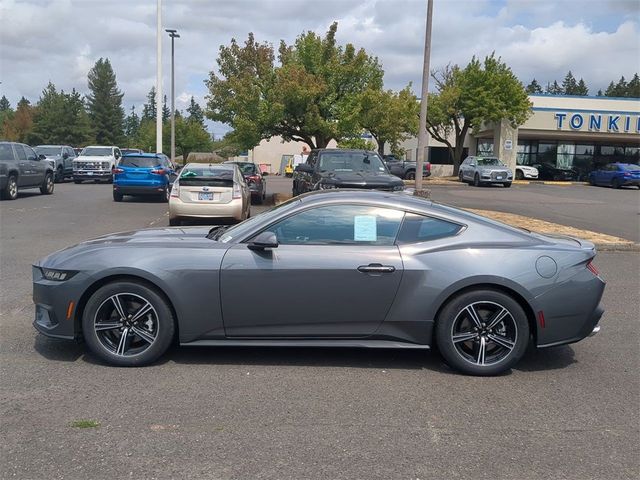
[0, 95, 10, 111]
[142, 87, 157, 121]
[166, 116, 213, 161]
[123, 106, 140, 146]
[627, 73, 640, 98]
[525, 79, 543, 94]
[0, 95, 13, 134]
[562, 71, 579, 94]
[211, 133, 244, 159]
[337, 137, 376, 150]
[186, 96, 205, 127]
[605, 76, 628, 97]
[86, 58, 125, 145]
[162, 94, 170, 122]
[545, 80, 563, 94]
[575, 78, 589, 96]
[2, 97, 34, 142]
[206, 22, 383, 150]
[425, 55, 532, 175]
[345, 86, 419, 155]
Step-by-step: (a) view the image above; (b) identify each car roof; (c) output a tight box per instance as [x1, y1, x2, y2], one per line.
[183, 163, 234, 169]
[83, 145, 116, 149]
[121, 152, 161, 157]
[312, 148, 379, 154]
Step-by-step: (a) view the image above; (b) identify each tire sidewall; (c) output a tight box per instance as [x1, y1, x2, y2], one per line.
[41, 173, 54, 194]
[5, 176, 18, 200]
[435, 289, 530, 376]
[82, 281, 175, 367]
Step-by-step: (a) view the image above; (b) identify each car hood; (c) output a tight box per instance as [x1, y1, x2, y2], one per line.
[319, 170, 404, 186]
[477, 166, 510, 172]
[74, 156, 114, 161]
[36, 226, 224, 269]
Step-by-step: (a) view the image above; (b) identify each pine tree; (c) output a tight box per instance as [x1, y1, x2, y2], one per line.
[162, 95, 170, 122]
[2, 98, 34, 142]
[575, 78, 589, 96]
[186, 96, 205, 126]
[142, 87, 157, 121]
[85, 58, 125, 145]
[64, 89, 93, 146]
[545, 80, 562, 95]
[596, 89, 603, 96]
[627, 73, 640, 98]
[123, 106, 141, 145]
[525, 79, 543, 94]
[0, 95, 10, 111]
[562, 71, 578, 95]
[614, 76, 627, 96]
[604, 81, 616, 96]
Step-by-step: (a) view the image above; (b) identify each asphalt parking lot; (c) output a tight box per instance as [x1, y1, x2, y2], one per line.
[1, 180, 639, 479]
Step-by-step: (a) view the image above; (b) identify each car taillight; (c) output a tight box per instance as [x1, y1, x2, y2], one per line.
[233, 182, 242, 199]
[112, 167, 124, 174]
[586, 260, 599, 276]
[623, 172, 631, 177]
[151, 169, 166, 175]
[170, 181, 180, 197]
[247, 174, 261, 182]
[424, 162, 431, 172]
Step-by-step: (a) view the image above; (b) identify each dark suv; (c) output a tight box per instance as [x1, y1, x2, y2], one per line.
[292, 149, 404, 196]
[0, 142, 55, 200]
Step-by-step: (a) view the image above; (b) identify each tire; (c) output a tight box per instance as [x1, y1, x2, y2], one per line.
[160, 187, 170, 203]
[55, 167, 64, 183]
[612, 178, 621, 189]
[458, 171, 464, 183]
[253, 193, 263, 205]
[113, 191, 123, 202]
[504, 182, 512, 188]
[405, 170, 416, 180]
[40, 173, 54, 195]
[82, 281, 175, 367]
[1, 175, 18, 200]
[74, 179, 82, 184]
[515, 170, 524, 180]
[169, 218, 181, 226]
[435, 289, 530, 376]
[588, 176, 595, 186]
[473, 173, 482, 187]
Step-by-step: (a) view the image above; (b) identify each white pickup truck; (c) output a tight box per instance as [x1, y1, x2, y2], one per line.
[73, 146, 121, 184]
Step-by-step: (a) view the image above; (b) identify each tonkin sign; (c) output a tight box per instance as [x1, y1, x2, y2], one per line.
[554, 112, 640, 133]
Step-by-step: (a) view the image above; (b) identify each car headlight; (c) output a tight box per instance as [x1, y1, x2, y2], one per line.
[48, 160, 56, 168]
[392, 185, 405, 191]
[40, 267, 78, 282]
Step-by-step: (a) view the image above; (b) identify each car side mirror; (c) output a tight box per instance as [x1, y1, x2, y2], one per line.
[38, 154, 47, 160]
[247, 231, 278, 251]
[295, 163, 313, 173]
[62, 153, 69, 159]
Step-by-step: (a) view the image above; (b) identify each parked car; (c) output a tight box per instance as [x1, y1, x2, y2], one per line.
[531, 163, 577, 181]
[73, 146, 122, 183]
[32, 189, 605, 375]
[112, 153, 177, 202]
[169, 163, 250, 226]
[73, 147, 83, 156]
[459, 156, 513, 187]
[384, 155, 431, 180]
[35, 145, 76, 182]
[292, 149, 404, 196]
[224, 161, 267, 204]
[588, 163, 640, 189]
[120, 148, 144, 156]
[0, 141, 54, 200]
[515, 165, 539, 180]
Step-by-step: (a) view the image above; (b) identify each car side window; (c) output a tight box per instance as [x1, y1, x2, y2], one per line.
[0, 144, 15, 161]
[24, 146, 38, 161]
[396, 213, 463, 244]
[15, 145, 27, 161]
[260, 205, 404, 246]
[67, 147, 76, 157]
[307, 153, 317, 168]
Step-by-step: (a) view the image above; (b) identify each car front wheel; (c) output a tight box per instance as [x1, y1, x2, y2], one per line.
[435, 289, 530, 376]
[82, 281, 175, 367]
[473, 173, 482, 187]
[40, 173, 54, 195]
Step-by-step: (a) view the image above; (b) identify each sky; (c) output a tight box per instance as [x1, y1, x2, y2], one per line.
[1, 0, 639, 138]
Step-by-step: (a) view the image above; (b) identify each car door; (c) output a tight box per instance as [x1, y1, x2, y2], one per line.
[220, 204, 405, 337]
[64, 147, 75, 172]
[460, 158, 471, 180]
[385, 158, 403, 177]
[25, 145, 46, 185]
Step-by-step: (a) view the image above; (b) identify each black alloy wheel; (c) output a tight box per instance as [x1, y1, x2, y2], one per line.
[473, 173, 481, 187]
[1, 175, 18, 200]
[405, 170, 416, 180]
[515, 170, 524, 180]
[435, 289, 529, 376]
[40, 173, 54, 195]
[612, 178, 621, 189]
[82, 282, 175, 366]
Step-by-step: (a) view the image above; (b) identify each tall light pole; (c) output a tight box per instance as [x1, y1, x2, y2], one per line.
[165, 29, 180, 163]
[416, 0, 433, 191]
[156, 0, 163, 153]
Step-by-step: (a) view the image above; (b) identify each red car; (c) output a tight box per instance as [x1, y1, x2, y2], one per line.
[224, 161, 267, 204]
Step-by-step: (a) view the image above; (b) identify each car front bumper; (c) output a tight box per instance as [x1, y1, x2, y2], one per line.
[169, 197, 245, 221]
[74, 170, 112, 180]
[520, 171, 538, 179]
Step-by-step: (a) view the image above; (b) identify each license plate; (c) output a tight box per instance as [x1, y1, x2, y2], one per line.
[496, 176, 503, 180]
[198, 192, 214, 201]
[87, 171, 93, 175]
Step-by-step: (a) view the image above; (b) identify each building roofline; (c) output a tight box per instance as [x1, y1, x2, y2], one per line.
[528, 93, 640, 101]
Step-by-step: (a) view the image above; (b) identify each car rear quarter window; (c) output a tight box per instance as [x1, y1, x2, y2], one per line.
[0, 144, 14, 161]
[119, 156, 162, 168]
[396, 213, 463, 244]
[263, 205, 404, 246]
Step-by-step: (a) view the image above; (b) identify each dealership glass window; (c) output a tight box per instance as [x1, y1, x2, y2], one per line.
[600, 146, 615, 155]
[557, 143, 575, 169]
[517, 140, 537, 165]
[477, 140, 494, 156]
[625, 147, 639, 163]
[537, 142, 557, 165]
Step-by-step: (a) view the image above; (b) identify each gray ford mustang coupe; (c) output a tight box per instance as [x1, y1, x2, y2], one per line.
[33, 190, 605, 375]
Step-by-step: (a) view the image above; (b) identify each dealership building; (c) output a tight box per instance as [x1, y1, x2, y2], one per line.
[234, 94, 639, 177]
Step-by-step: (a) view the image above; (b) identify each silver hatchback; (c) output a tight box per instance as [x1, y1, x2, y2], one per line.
[459, 156, 513, 187]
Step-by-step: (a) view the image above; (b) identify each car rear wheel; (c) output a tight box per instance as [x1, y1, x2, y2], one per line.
[113, 191, 123, 202]
[169, 218, 181, 226]
[161, 187, 170, 203]
[1, 175, 18, 200]
[40, 173, 54, 195]
[589, 176, 596, 186]
[82, 281, 175, 367]
[515, 170, 524, 180]
[435, 289, 529, 376]
[405, 170, 416, 180]
[612, 178, 621, 189]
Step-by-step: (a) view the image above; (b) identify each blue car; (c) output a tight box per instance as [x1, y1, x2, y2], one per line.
[588, 162, 640, 189]
[112, 153, 177, 202]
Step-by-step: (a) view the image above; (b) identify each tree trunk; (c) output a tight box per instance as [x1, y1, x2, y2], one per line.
[315, 135, 331, 149]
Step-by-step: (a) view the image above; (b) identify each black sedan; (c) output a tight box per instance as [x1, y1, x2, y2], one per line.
[532, 163, 578, 181]
[224, 161, 266, 204]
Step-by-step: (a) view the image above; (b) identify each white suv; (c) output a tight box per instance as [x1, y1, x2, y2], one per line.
[73, 146, 121, 184]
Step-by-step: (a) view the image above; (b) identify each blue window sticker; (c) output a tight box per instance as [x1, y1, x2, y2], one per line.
[354, 215, 377, 241]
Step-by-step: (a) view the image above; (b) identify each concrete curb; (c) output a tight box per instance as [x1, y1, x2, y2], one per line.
[403, 179, 590, 186]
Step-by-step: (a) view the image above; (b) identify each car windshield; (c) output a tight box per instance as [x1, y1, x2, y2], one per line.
[81, 147, 112, 156]
[476, 158, 502, 166]
[228, 162, 257, 174]
[179, 165, 234, 186]
[216, 196, 302, 243]
[318, 152, 387, 173]
[35, 146, 61, 156]
[119, 156, 162, 168]
[618, 164, 640, 171]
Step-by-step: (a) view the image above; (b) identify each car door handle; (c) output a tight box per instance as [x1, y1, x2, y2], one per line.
[357, 264, 396, 274]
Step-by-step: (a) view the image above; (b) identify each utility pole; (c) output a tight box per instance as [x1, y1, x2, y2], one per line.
[156, 0, 163, 153]
[416, 0, 433, 191]
[166, 29, 180, 163]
